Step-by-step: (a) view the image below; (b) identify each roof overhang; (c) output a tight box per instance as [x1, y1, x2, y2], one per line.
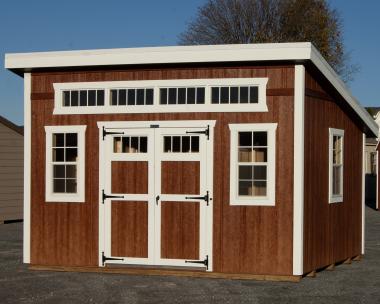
[4, 42, 378, 137]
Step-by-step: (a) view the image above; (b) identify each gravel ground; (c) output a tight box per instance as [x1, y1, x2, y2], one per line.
[0, 207, 379, 304]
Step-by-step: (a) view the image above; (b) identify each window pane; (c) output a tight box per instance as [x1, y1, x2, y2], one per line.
[196, 88, 205, 104]
[230, 87, 239, 103]
[211, 87, 219, 104]
[239, 181, 252, 196]
[168, 88, 177, 104]
[239, 166, 252, 179]
[239, 132, 252, 147]
[333, 166, 341, 195]
[182, 136, 190, 152]
[253, 165, 267, 180]
[63, 91, 70, 107]
[146, 89, 154, 105]
[114, 137, 122, 153]
[66, 148, 78, 162]
[178, 88, 186, 104]
[136, 89, 145, 105]
[333, 136, 342, 165]
[66, 179, 77, 193]
[164, 136, 171, 152]
[119, 89, 127, 105]
[71, 91, 78, 106]
[97, 90, 105, 106]
[128, 89, 136, 105]
[65, 133, 77, 147]
[191, 136, 199, 152]
[131, 137, 139, 153]
[253, 148, 267, 162]
[140, 137, 148, 153]
[53, 179, 65, 193]
[88, 90, 96, 106]
[240, 87, 248, 103]
[66, 165, 76, 178]
[53, 134, 65, 147]
[220, 87, 229, 104]
[110, 90, 118, 106]
[238, 148, 252, 162]
[253, 181, 266, 196]
[53, 148, 65, 162]
[160, 88, 168, 105]
[53, 165, 65, 178]
[250, 87, 258, 103]
[253, 132, 267, 146]
[122, 137, 130, 153]
[80, 90, 87, 106]
[187, 88, 196, 104]
[172, 136, 181, 152]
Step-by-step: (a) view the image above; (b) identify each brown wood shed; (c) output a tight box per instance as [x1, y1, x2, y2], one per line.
[5, 43, 378, 281]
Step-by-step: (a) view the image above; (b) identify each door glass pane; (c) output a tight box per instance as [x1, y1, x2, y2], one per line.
[230, 87, 239, 103]
[146, 89, 154, 105]
[140, 137, 148, 153]
[110, 90, 118, 106]
[119, 89, 127, 105]
[97, 90, 105, 106]
[182, 136, 191, 152]
[168, 88, 177, 104]
[172, 136, 181, 152]
[164, 136, 171, 152]
[178, 88, 186, 104]
[160, 88, 168, 105]
[130, 137, 139, 153]
[71, 91, 78, 106]
[196, 88, 205, 104]
[136, 89, 144, 105]
[80, 90, 87, 106]
[191, 136, 199, 152]
[211, 87, 219, 104]
[240, 87, 248, 103]
[187, 88, 195, 104]
[128, 89, 136, 105]
[220, 87, 229, 103]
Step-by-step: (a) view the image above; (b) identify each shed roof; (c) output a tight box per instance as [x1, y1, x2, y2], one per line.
[4, 42, 378, 137]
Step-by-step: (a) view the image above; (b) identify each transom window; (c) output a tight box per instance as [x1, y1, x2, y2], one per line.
[45, 125, 86, 202]
[159, 87, 205, 105]
[229, 123, 277, 206]
[163, 136, 199, 153]
[63, 89, 105, 107]
[329, 128, 344, 203]
[113, 136, 148, 153]
[211, 86, 258, 104]
[110, 88, 153, 106]
[53, 78, 268, 114]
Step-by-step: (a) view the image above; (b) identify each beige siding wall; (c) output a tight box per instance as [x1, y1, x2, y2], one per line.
[0, 123, 23, 221]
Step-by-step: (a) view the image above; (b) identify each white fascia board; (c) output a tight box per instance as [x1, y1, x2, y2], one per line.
[309, 45, 378, 136]
[5, 42, 312, 70]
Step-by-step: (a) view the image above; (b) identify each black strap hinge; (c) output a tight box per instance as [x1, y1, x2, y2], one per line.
[102, 189, 124, 204]
[102, 251, 124, 266]
[186, 125, 210, 140]
[102, 126, 124, 140]
[185, 255, 208, 270]
[185, 191, 210, 206]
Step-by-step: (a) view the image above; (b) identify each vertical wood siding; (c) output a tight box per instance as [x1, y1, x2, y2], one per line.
[303, 69, 363, 273]
[30, 65, 295, 274]
[0, 123, 23, 222]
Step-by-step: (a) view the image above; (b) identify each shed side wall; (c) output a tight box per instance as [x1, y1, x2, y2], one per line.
[303, 69, 362, 273]
[30, 65, 294, 275]
[0, 123, 23, 222]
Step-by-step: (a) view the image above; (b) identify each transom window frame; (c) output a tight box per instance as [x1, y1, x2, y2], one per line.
[45, 125, 86, 203]
[229, 123, 277, 206]
[328, 128, 344, 204]
[53, 78, 268, 115]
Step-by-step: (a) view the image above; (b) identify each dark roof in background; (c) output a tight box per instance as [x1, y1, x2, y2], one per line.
[366, 107, 380, 117]
[0, 115, 24, 136]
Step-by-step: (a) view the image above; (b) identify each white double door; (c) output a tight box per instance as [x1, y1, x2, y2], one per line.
[99, 123, 213, 270]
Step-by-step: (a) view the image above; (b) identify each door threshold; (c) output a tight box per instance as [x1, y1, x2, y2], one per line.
[106, 263, 206, 272]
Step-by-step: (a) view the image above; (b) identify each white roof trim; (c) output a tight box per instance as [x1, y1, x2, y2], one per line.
[4, 42, 378, 136]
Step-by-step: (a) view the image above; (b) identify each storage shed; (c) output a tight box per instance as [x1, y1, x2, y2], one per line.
[5, 43, 378, 281]
[0, 115, 23, 223]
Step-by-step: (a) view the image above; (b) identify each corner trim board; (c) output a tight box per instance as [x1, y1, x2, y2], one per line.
[362, 133, 366, 254]
[23, 73, 31, 264]
[293, 65, 305, 275]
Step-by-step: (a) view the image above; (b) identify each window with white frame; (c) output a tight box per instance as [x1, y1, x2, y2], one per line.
[229, 123, 277, 206]
[329, 128, 344, 203]
[45, 125, 86, 202]
[53, 78, 268, 114]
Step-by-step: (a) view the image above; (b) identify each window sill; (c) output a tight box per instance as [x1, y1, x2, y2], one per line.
[45, 194, 85, 203]
[230, 197, 275, 206]
[329, 196, 343, 204]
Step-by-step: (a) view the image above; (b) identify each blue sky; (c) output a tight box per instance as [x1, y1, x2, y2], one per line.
[0, 0, 379, 125]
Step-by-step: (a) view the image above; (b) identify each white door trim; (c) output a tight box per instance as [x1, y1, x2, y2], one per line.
[98, 120, 215, 271]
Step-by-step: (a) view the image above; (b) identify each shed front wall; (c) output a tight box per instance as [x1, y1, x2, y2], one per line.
[30, 64, 294, 275]
[303, 69, 363, 273]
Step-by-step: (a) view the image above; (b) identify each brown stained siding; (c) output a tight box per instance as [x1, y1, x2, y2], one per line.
[30, 65, 294, 275]
[303, 70, 362, 273]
